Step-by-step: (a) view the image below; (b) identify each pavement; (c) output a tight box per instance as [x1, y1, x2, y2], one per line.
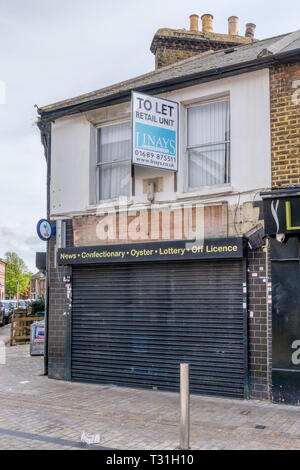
[1, 334, 300, 449]
[0, 323, 10, 345]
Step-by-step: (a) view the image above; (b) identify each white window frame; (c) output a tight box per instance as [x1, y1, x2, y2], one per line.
[96, 119, 132, 203]
[184, 95, 231, 193]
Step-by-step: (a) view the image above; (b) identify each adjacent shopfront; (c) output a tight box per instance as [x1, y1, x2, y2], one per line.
[58, 238, 249, 399]
[262, 188, 300, 405]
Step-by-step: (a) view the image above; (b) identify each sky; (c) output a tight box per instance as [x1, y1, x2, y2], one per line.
[0, 0, 299, 272]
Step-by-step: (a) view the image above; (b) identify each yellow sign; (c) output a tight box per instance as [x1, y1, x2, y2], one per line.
[285, 201, 300, 230]
[58, 238, 243, 265]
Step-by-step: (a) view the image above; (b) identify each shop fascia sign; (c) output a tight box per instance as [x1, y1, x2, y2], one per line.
[132, 91, 178, 171]
[262, 192, 300, 236]
[57, 238, 244, 265]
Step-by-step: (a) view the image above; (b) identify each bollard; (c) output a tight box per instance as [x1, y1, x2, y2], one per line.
[180, 363, 190, 449]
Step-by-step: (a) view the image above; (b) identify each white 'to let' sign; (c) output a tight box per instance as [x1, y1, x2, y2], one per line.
[132, 91, 178, 172]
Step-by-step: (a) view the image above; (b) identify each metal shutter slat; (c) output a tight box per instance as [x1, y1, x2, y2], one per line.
[71, 259, 246, 398]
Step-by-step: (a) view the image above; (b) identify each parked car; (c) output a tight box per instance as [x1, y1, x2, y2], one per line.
[8, 300, 17, 315]
[0, 301, 14, 325]
[0, 303, 4, 326]
[18, 300, 27, 310]
[9, 299, 27, 311]
[5, 300, 18, 319]
[3, 300, 29, 322]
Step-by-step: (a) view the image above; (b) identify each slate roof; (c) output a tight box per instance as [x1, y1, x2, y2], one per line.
[38, 30, 300, 117]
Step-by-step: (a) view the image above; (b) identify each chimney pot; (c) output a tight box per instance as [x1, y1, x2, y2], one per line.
[245, 23, 256, 38]
[201, 13, 214, 33]
[189, 14, 199, 32]
[228, 16, 239, 36]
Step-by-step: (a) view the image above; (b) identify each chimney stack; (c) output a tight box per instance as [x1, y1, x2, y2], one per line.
[245, 23, 256, 38]
[151, 15, 258, 69]
[201, 14, 213, 33]
[189, 14, 199, 32]
[228, 16, 239, 36]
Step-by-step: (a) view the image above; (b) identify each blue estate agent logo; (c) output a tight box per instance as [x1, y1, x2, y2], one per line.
[135, 122, 176, 156]
[36, 219, 55, 241]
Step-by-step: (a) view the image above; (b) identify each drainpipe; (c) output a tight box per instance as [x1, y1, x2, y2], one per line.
[38, 119, 51, 375]
[45, 125, 51, 375]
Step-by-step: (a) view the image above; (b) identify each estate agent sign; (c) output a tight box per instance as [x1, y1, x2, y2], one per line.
[132, 91, 178, 171]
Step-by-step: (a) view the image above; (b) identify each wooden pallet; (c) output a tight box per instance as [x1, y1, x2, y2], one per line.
[10, 310, 44, 346]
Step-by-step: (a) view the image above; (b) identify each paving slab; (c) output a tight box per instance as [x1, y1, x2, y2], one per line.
[0, 340, 300, 449]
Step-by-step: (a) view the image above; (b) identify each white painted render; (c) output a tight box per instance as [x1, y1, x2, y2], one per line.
[51, 115, 91, 215]
[50, 69, 271, 217]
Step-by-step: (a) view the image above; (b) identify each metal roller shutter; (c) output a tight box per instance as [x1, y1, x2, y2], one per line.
[71, 259, 247, 398]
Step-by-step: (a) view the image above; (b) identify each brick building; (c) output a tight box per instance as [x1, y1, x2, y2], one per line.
[151, 14, 256, 69]
[37, 14, 300, 403]
[29, 271, 46, 300]
[260, 30, 300, 405]
[0, 259, 5, 300]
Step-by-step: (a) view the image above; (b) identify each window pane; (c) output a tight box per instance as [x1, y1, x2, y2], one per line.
[99, 161, 131, 200]
[188, 143, 230, 188]
[187, 100, 230, 146]
[98, 122, 131, 163]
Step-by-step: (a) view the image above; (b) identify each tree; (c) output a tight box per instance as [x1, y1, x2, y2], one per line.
[4, 252, 31, 298]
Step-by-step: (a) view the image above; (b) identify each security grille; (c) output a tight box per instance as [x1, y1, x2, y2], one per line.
[71, 259, 247, 398]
